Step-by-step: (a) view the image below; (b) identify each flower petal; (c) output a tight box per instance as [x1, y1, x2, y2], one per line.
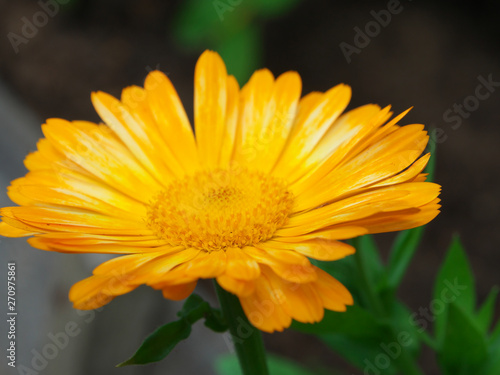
[272, 83, 352, 179]
[194, 50, 228, 168]
[145, 71, 199, 173]
[160, 281, 197, 301]
[263, 239, 355, 261]
[217, 274, 255, 297]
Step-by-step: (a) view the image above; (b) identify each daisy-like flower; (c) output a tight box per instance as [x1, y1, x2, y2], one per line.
[0, 51, 440, 332]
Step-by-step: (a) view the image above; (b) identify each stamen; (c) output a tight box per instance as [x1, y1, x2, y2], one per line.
[146, 166, 293, 252]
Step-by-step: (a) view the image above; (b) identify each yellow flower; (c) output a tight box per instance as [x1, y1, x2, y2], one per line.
[0, 51, 440, 332]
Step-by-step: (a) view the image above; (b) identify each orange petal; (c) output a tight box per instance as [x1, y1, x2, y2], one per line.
[0, 221, 38, 237]
[145, 71, 199, 173]
[313, 267, 353, 311]
[182, 250, 227, 279]
[244, 246, 316, 283]
[263, 239, 355, 261]
[225, 247, 261, 280]
[70, 274, 137, 310]
[194, 50, 228, 168]
[160, 281, 197, 301]
[216, 274, 255, 297]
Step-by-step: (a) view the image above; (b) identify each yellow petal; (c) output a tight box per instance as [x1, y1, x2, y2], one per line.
[263, 239, 355, 261]
[236, 71, 302, 172]
[265, 267, 324, 324]
[194, 50, 228, 168]
[121, 85, 187, 178]
[70, 274, 137, 310]
[216, 274, 255, 297]
[0, 206, 150, 235]
[0, 222, 38, 237]
[283, 182, 441, 235]
[160, 281, 197, 301]
[145, 71, 199, 173]
[42, 119, 161, 202]
[225, 247, 261, 280]
[182, 250, 227, 279]
[272, 83, 352, 179]
[239, 269, 292, 332]
[313, 267, 353, 311]
[232, 69, 275, 166]
[244, 246, 316, 283]
[274, 226, 368, 241]
[91, 91, 175, 186]
[218, 75, 240, 168]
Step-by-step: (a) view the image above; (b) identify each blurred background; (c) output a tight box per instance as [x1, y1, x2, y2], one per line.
[0, 0, 499, 374]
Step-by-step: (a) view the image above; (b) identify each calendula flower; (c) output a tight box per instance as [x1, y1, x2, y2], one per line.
[0, 51, 440, 332]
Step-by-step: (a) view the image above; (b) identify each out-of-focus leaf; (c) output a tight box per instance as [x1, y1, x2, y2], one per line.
[117, 319, 191, 366]
[320, 335, 398, 375]
[173, 0, 222, 47]
[433, 236, 475, 343]
[217, 25, 262, 85]
[477, 287, 499, 334]
[292, 304, 387, 339]
[386, 226, 424, 290]
[354, 235, 385, 287]
[490, 318, 500, 346]
[438, 302, 488, 374]
[388, 301, 422, 356]
[215, 353, 317, 375]
[425, 133, 437, 183]
[478, 346, 500, 375]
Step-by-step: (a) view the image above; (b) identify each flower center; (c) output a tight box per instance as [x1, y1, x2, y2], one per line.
[146, 166, 293, 252]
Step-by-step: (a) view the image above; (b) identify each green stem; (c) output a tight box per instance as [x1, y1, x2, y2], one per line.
[352, 238, 424, 375]
[215, 281, 269, 375]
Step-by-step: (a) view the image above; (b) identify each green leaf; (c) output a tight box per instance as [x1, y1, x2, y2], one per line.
[178, 294, 207, 319]
[178, 294, 228, 331]
[118, 294, 227, 366]
[117, 319, 191, 366]
[217, 25, 262, 85]
[386, 226, 424, 290]
[204, 309, 228, 333]
[320, 334, 398, 374]
[477, 287, 499, 334]
[173, 0, 222, 47]
[433, 236, 475, 343]
[438, 302, 488, 374]
[478, 347, 500, 375]
[490, 317, 500, 346]
[356, 235, 385, 284]
[388, 301, 422, 356]
[215, 353, 317, 375]
[292, 304, 387, 339]
[425, 132, 437, 183]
